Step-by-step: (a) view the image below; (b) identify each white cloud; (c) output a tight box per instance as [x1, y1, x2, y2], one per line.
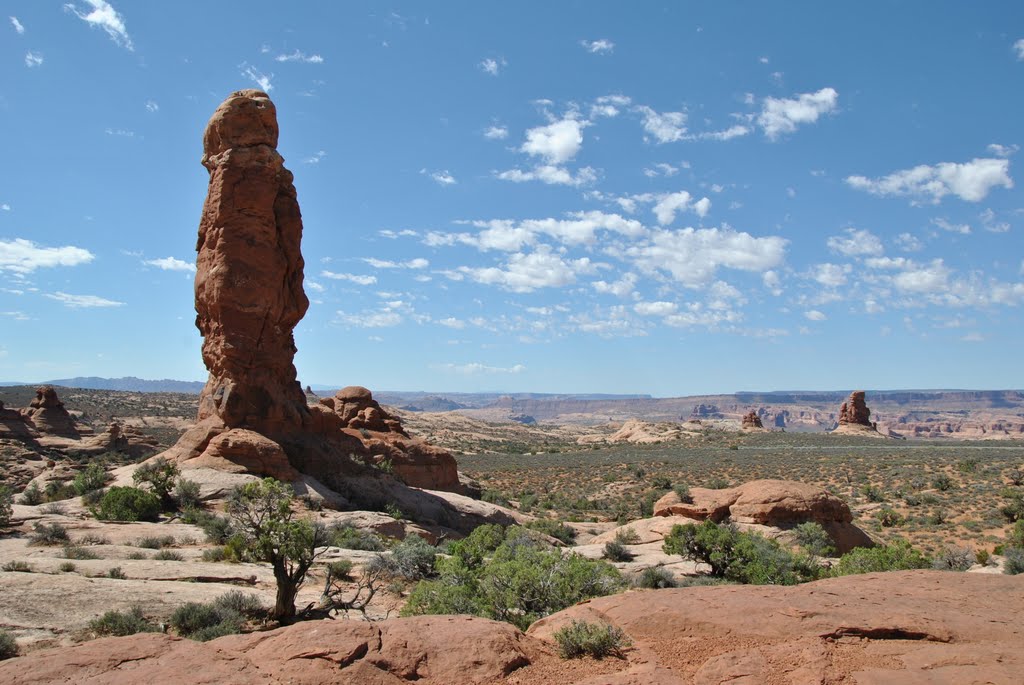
[438, 317, 465, 329]
[363, 257, 429, 269]
[484, 125, 508, 140]
[931, 217, 971, 235]
[10, 16, 24, 34]
[612, 226, 787, 288]
[826, 228, 884, 257]
[321, 270, 377, 285]
[892, 258, 951, 293]
[580, 39, 615, 54]
[757, 87, 838, 139]
[1, 204, 9, 211]
[811, 263, 850, 287]
[104, 127, 134, 137]
[379, 229, 418, 240]
[305, 150, 326, 164]
[0, 238, 94, 274]
[1014, 38, 1024, 60]
[762, 270, 783, 295]
[307, 281, 325, 293]
[987, 143, 1019, 158]
[634, 106, 687, 143]
[804, 310, 826, 321]
[979, 208, 1010, 233]
[144, 257, 195, 273]
[64, 1, 133, 50]
[241, 64, 273, 92]
[479, 57, 506, 75]
[864, 256, 910, 270]
[589, 94, 631, 118]
[335, 310, 402, 327]
[439, 362, 525, 375]
[421, 168, 456, 185]
[275, 50, 324, 64]
[894, 233, 924, 252]
[454, 246, 596, 292]
[652, 191, 692, 225]
[961, 332, 984, 343]
[643, 162, 679, 177]
[693, 197, 712, 218]
[24, 51, 43, 67]
[144, 99, 158, 112]
[634, 301, 677, 316]
[521, 117, 586, 164]
[696, 125, 751, 141]
[441, 211, 644, 252]
[592, 272, 638, 297]
[45, 291, 124, 308]
[495, 165, 597, 187]
[846, 157, 1012, 203]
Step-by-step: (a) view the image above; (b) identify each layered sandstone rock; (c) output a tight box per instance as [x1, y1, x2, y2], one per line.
[157, 90, 459, 494]
[838, 390, 872, 426]
[653, 479, 873, 553]
[741, 409, 763, 429]
[21, 386, 79, 438]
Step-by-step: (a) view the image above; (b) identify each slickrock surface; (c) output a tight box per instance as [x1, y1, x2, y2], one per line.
[2, 571, 1021, 684]
[653, 479, 874, 553]
[156, 90, 459, 493]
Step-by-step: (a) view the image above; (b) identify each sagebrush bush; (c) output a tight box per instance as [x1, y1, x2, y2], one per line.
[173, 479, 202, 511]
[672, 483, 692, 503]
[213, 590, 266, 618]
[107, 566, 127, 579]
[0, 630, 18, 660]
[90, 606, 158, 636]
[831, 541, 931, 576]
[603, 540, 633, 562]
[526, 518, 577, 544]
[372, 535, 437, 581]
[553, 619, 631, 659]
[20, 482, 43, 506]
[633, 566, 676, 589]
[95, 487, 161, 522]
[326, 523, 385, 551]
[931, 547, 973, 572]
[2, 561, 32, 572]
[30, 522, 70, 546]
[132, 457, 180, 507]
[72, 462, 109, 496]
[0, 484, 13, 528]
[170, 601, 242, 641]
[62, 545, 99, 560]
[792, 522, 835, 557]
[1004, 547, 1024, 576]
[59, 561, 76, 572]
[326, 559, 353, 580]
[137, 535, 176, 549]
[153, 549, 184, 561]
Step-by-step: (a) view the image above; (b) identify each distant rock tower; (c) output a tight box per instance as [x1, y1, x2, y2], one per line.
[838, 390, 872, 427]
[741, 409, 764, 429]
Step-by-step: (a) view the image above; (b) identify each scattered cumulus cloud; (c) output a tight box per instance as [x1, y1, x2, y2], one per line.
[1014, 38, 1024, 60]
[580, 39, 615, 54]
[0, 238, 94, 274]
[931, 217, 971, 235]
[420, 168, 456, 185]
[275, 50, 323, 64]
[241, 64, 273, 91]
[479, 57, 506, 75]
[45, 292, 124, 308]
[826, 228, 884, 257]
[104, 128, 134, 137]
[521, 117, 587, 164]
[144, 257, 195, 273]
[894, 233, 924, 252]
[643, 163, 679, 178]
[363, 257, 429, 269]
[304, 150, 326, 164]
[484, 125, 508, 140]
[25, 52, 43, 67]
[64, 1, 133, 51]
[1, 204, 10, 211]
[757, 87, 838, 139]
[321, 270, 377, 285]
[10, 16, 25, 34]
[452, 245, 597, 293]
[439, 362, 525, 375]
[846, 157, 1013, 203]
[987, 143, 1019, 158]
[804, 310, 827, 321]
[144, 100, 158, 112]
[634, 106, 687, 143]
[589, 94, 631, 118]
[495, 165, 597, 187]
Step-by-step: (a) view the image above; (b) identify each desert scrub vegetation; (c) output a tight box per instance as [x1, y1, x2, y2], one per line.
[403, 524, 623, 630]
[325, 523, 386, 551]
[633, 565, 676, 589]
[830, 541, 931, 576]
[94, 486, 161, 522]
[0, 629, 18, 660]
[90, 606, 159, 637]
[554, 619, 631, 659]
[30, 522, 70, 545]
[0, 483, 13, 528]
[170, 591, 266, 641]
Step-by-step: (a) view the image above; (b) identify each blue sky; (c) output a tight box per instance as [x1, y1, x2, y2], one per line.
[1, 2, 1023, 395]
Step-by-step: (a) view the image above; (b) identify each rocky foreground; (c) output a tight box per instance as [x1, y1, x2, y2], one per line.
[0, 570, 1019, 684]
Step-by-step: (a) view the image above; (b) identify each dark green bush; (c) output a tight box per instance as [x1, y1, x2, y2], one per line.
[137, 535, 176, 549]
[526, 518, 577, 544]
[90, 606, 158, 636]
[603, 540, 633, 562]
[58, 561, 76, 572]
[132, 457, 180, 507]
[931, 547, 972, 571]
[170, 601, 241, 640]
[673, 483, 692, 503]
[831, 541, 931, 576]
[0, 630, 18, 660]
[174, 479, 202, 511]
[326, 523, 386, 551]
[662, 520, 817, 585]
[633, 566, 676, 589]
[95, 487, 161, 522]
[153, 549, 184, 561]
[20, 482, 43, 506]
[932, 474, 954, 491]
[325, 559, 353, 580]
[72, 462, 109, 496]
[373, 535, 436, 581]
[213, 590, 266, 618]
[107, 566, 127, 579]
[0, 484, 13, 528]
[1000, 490, 1024, 523]
[876, 507, 904, 527]
[792, 522, 835, 557]
[1004, 547, 1024, 575]
[553, 619, 631, 659]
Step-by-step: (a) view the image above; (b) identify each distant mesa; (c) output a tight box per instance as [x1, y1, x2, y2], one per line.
[152, 89, 465, 508]
[741, 409, 764, 430]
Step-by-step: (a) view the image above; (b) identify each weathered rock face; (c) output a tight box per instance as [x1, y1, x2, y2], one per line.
[21, 386, 79, 437]
[156, 90, 460, 494]
[838, 390, 872, 426]
[654, 479, 873, 553]
[741, 409, 763, 429]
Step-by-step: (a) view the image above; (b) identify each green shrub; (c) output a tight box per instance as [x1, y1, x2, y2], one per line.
[1007, 520, 1024, 549]
[201, 547, 227, 562]
[58, 561, 76, 572]
[1000, 491, 1024, 523]
[170, 601, 241, 640]
[673, 483, 692, 503]
[132, 457, 180, 507]
[932, 474, 954, 491]
[2, 561, 32, 572]
[1004, 547, 1024, 575]
[861, 484, 885, 502]
[876, 507, 904, 527]
[931, 547, 973, 572]
[792, 522, 835, 557]
[174, 479, 202, 511]
[613, 528, 641, 545]
[326, 524, 386, 551]
[832, 541, 931, 576]
[136, 535, 176, 549]
[72, 462, 109, 496]
[633, 566, 676, 589]
[0, 630, 18, 660]
[20, 482, 43, 506]
[663, 520, 817, 585]
[107, 566, 127, 579]
[553, 619, 631, 659]
[326, 559, 353, 581]
[44, 481, 76, 502]
[373, 535, 436, 581]
[603, 540, 633, 562]
[650, 476, 672, 490]
[213, 590, 265, 618]
[705, 477, 731, 490]
[90, 606, 158, 636]
[526, 518, 577, 544]
[153, 549, 184, 561]
[403, 526, 623, 630]
[30, 522, 70, 546]
[0, 483, 12, 528]
[192, 511, 233, 544]
[62, 545, 99, 560]
[95, 487, 161, 522]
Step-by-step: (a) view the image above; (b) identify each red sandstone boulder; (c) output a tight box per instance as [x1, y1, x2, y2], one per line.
[20, 386, 78, 438]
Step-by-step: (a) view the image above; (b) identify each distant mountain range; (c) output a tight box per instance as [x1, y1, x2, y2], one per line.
[0, 376, 206, 393]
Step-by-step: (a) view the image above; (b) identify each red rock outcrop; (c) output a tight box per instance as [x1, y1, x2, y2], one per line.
[156, 90, 459, 493]
[838, 390, 872, 426]
[654, 479, 873, 553]
[741, 409, 763, 429]
[20, 386, 79, 438]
